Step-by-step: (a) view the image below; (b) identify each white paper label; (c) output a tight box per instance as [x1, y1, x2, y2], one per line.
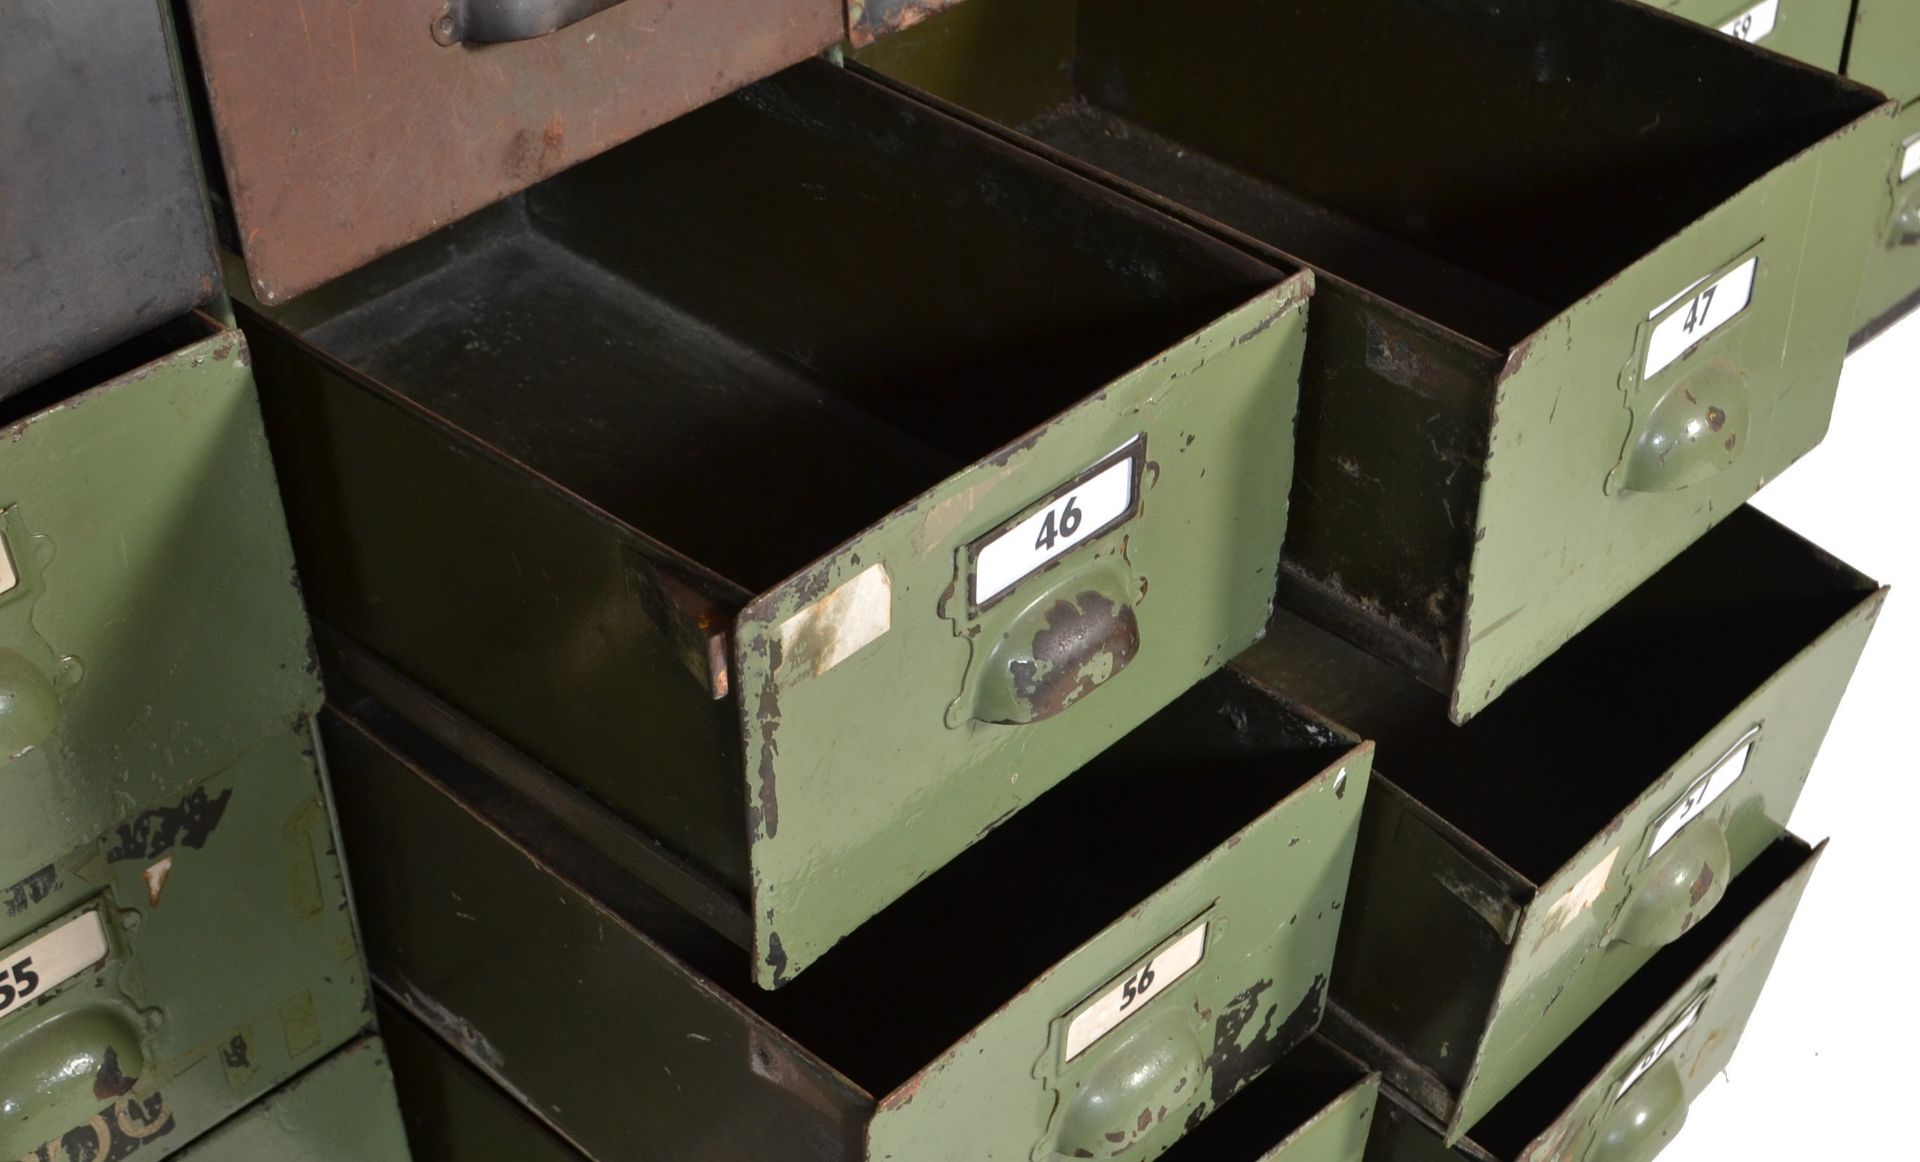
[1615, 995, 1707, 1099]
[0, 910, 110, 1024]
[1644, 256, 1758, 379]
[1720, 0, 1779, 43]
[0, 535, 16, 597]
[972, 439, 1141, 607]
[1900, 139, 1920, 184]
[1063, 923, 1207, 1062]
[1647, 733, 1755, 860]
[776, 562, 892, 682]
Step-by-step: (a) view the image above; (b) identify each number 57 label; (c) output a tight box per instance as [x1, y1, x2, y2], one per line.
[0, 909, 110, 1024]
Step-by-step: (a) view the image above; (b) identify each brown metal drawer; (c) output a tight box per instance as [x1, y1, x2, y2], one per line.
[1234, 507, 1880, 1140]
[321, 661, 1370, 1161]
[243, 59, 1310, 989]
[1, 0, 217, 397]
[179, 0, 843, 304]
[1359, 836, 1822, 1162]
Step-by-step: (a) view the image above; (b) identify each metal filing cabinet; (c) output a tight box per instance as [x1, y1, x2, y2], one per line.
[319, 659, 1370, 1162]
[241, 59, 1313, 988]
[856, 0, 1891, 722]
[175, 0, 844, 304]
[1232, 507, 1880, 1141]
[1844, 2, 1920, 344]
[0, 0, 218, 398]
[0, 325, 381, 1159]
[1360, 837, 1820, 1162]
[1646, 0, 1853, 68]
[164, 1038, 410, 1162]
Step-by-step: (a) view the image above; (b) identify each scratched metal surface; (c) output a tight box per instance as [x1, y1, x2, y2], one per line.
[182, 0, 843, 304]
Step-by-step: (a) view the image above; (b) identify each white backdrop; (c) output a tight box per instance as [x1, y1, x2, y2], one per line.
[1660, 311, 1919, 1158]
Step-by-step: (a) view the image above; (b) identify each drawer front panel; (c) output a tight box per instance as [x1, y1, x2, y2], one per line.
[1654, 0, 1851, 69]
[0, 732, 371, 1162]
[184, 0, 843, 303]
[1852, 98, 1920, 343]
[0, 0, 216, 395]
[2, 330, 320, 881]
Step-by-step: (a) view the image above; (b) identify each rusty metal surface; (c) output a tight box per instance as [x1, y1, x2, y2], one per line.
[183, 0, 842, 303]
[1, 0, 217, 396]
[847, 0, 966, 47]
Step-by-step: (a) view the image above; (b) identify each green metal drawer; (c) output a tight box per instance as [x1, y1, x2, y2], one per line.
[165, 1038, 410, 1162]
[1843, 0, 1920, 103]
[1233, 507, 1880, 1141]
[1, 0, 217, 397]
[0, 319, 319, 804]
[856, 0, 1890, 722]
[1850, 97, 1920, 345]
[1160, 1037, 1378, 1162]
[179, 0, 843, 304]
[243, 59, 1311, 990]
[321, 661, 1369, 1162]
[0, 732, 373, 1162]
[379, 1000, 585, 1162]
[1648, 0, 1851, 69]
[1360, 837, 1820, 1162]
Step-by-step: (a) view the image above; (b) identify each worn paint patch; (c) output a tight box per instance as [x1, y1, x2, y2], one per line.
[106, 787, 234, 863]
[16, 1092, 176, 1162]
[141, 855, 174, 908]
[776, 563, 891, 684]
[3, 863, 59, 917]
[1541, 847, 1620, 937]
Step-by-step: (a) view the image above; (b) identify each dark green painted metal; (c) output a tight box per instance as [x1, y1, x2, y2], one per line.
[1160, 1037, 1378, 1162]
[241, 59, 1310, 989]
[1359, 837, 1821, 1162]
[1648, 0, 1852, 69]
[0, 732, 374, 1162]
[379, 1001, 587, 1162]
[855, 0, 1891, 722]
[166, 1038, 411, 1162]
[321, 660, 1369, 1161]
[0, 0, 217, 397]
[1233, 507, 1881, 1141]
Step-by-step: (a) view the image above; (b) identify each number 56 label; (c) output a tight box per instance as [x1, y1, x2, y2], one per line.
[970, 437, 1144, 609]
[1063, 922, 1208, 1062]
[0, 909, 110, 1024]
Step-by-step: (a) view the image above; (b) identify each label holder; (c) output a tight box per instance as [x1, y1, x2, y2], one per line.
[1645, 724, 1761, 862]
[1639, 244, 1765, 383]
[1057, 911, 1211, 1067]
[965, 437, 1145, 615]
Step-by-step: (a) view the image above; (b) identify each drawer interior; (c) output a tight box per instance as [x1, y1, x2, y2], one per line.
[266, 60, 1280, 594]
[0, 310, 221, 429]
[1467, 836, 1810, 1156]
[363, 667, 1352, 1099]
[856, 0, 1880, 348]
[1250, 507, 1873, 883]
[1160, 1036, 1369, 1160]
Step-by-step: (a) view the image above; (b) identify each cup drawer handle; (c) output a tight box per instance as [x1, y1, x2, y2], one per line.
[432, 0, 628, 45]
[1606, 822, 1732, 950]
[1618, 359, 1750, 493]
[970, 562, 1138, 726]
[1586, 1060, 1690, 1162]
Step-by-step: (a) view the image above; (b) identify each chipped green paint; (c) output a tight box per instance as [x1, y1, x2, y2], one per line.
[1648, 0, 1852, 69]
[167, 1038, 411, 1162]
[0, 733, 373, 1162]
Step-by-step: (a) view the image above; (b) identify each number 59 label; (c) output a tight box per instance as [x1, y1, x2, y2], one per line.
[969, 437, 1144, 609]
[0, 909, 110, 1024]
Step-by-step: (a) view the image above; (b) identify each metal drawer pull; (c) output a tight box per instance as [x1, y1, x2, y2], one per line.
[432, 0, 627, 45]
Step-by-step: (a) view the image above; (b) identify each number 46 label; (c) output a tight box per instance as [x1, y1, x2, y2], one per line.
[0, 909, 109, 1024]
[970, 437, 1144, 609]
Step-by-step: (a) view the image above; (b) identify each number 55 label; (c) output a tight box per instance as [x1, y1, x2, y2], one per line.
[0, 909, 110, 1024]
[970, 437, 1144, 610]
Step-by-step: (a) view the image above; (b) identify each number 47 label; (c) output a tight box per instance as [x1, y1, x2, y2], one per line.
[1644, 255, 1759, 380]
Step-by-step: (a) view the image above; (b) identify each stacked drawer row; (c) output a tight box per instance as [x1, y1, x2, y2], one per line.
[6, 0, 1903, 1160]
[0, 6, 411, 1159]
